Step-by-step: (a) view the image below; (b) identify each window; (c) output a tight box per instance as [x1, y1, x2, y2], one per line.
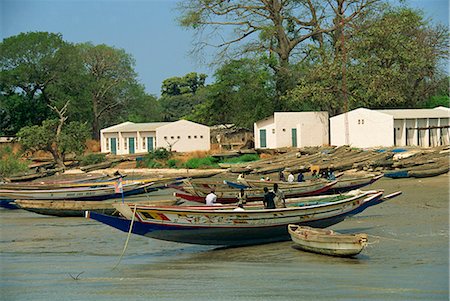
[282, 128, 286, 132]
[358, 119, 361, 124]
[361, 119, 364, 124]
[164, 136, 168, 140]
[194, 135, 197, 139]
[171, 136, 174, 139]
[124, 139, 127, 150]
[188, 136, 191, 139]
[177, 136, 180, 139]
[106, 139, 109, 151]
[200, 135, 203, 139]
[272, 129, 275, 134]
[143, 138, 146, 149]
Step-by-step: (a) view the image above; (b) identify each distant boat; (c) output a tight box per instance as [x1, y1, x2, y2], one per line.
[174, 180, 337, 204]
[14, 199, 177, 217]
[0, 182, 157, 201]
[288, 224, 368, 257]
[86, 190, 401, 246]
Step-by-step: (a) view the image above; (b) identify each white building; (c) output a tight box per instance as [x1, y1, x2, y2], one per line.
[100, 120, 210, 155]
[330, 107, 450, 148]
[254, 112, 329, 149]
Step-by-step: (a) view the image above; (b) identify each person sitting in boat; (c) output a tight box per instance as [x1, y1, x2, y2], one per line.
[263, 187, 276, 209]
[297, 172, 304, 182]
[287, 172, 295, 183]
[327, 170, 336, 180]
[205, 190, 218, 206]
[311, 170, 319, 179]
[272, 183, 286, 208]
[236, 188, 247, 206]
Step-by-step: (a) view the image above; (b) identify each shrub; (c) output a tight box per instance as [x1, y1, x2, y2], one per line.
[80, 153, 107, 166]
[167, 159, 181, 168]
[0, 146, 29, 178]
[183, 156, 219, 169]
[222, 154, 260, 164]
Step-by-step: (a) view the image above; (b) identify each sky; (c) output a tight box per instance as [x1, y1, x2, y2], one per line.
[1, 0, 449, 97]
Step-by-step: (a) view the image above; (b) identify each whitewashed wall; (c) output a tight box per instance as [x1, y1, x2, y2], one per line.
[330, 108, 394, 148]
[156, 120, 210, 152]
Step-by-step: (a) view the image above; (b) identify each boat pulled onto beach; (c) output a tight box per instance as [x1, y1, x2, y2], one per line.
[287, 224, 368, 257]
[86, 190, 401, 246]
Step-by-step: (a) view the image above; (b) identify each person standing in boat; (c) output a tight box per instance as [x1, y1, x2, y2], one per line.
[297, 172, 304, 182]
[272, 183, 286, 208]
[205, 190, 218, 206]
[263, 187, 276, 209]
[279, 170, 286, 182]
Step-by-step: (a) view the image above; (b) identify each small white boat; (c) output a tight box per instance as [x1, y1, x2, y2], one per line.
[287, 224, 368, 257]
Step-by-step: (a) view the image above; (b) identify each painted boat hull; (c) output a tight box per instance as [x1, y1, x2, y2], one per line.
[87, 191, 400, 246]
[175, 181, 337, 204]
[0, 182, 158, 201]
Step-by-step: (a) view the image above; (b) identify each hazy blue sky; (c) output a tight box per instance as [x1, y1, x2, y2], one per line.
[1, 0, 449, 96]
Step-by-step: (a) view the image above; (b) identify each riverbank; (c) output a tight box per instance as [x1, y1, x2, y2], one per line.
[1, 175, 448, 300]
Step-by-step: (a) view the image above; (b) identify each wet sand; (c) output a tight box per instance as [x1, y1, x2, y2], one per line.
[1, 175, 449, 300]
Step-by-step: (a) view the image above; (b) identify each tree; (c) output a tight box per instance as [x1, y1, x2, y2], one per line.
[0, 32, 86, 134]
[188, 58, 275, 127]
[285, 6, 449, 115]
[79, 43, 141, 139]
[178, 0, 379, 108]
[17, 111, 90, 169]
[159, 72, 208, 121]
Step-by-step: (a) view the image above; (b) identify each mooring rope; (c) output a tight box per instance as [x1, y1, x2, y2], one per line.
[112, 203, 137, 270]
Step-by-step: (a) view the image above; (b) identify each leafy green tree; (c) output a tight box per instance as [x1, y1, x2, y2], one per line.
[17, 119, 90, 168]
[159, 72, 208, 121]
[178, 0, 379, 109]
[0, 32, 86, 134]
[79, 43, 142, 139]
[188, 58, 275, 127]
[285, 7, 449, 115]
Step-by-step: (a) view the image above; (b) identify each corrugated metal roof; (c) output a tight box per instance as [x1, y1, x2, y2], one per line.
[101, 122, 171, 133]
[375, 107, 450, 119]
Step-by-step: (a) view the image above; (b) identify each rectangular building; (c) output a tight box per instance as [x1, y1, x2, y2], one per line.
[100, 120, 210, 155]
[254, 112, 329, 149]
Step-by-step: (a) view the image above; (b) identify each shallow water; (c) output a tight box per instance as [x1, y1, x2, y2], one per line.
[1, 176, 449, 300]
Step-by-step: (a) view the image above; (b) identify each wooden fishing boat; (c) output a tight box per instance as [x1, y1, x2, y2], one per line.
[86, 191, 401, 246]
[225, 173, 382, 194]
[287, 224, 368, 257]
[174, 180, 337, 204]
[0, 182, 157, 201]
[14, 199, 177, 217]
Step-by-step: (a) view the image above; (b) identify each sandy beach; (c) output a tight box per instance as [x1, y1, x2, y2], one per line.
[0, 174, 449, 300]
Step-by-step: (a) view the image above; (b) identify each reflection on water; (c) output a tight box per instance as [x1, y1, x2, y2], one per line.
[1, 176, 449, 300]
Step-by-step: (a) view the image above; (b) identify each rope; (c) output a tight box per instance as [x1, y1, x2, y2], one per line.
[112, 204, 137, 270]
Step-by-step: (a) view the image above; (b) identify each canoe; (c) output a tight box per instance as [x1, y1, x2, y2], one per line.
[174, 180, 337, 204]
[14, 199, 177, 217]
[287, 224, 368, 257]
[86, 191, 401, 246]
[0, 182, 157, 201]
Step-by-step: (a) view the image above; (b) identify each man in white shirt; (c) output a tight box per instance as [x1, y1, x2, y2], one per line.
[205, 190, 218, 206]
[287, 172, 295, 183]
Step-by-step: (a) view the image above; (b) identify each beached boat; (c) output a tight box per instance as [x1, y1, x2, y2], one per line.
[86, 191, 401, 246]
[0, 182, 157, 201]
[224, 173, 383, 194]
[174, 180, 337, 203]
[287, 224, 368, 257]
[14, 199, 177, 217]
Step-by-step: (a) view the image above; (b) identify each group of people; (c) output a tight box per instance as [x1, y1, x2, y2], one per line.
[204, 182, 286, 210]
[279, 170, 304, 183]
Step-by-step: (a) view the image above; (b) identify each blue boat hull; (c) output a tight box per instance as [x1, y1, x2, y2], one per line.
[88, 194, 386, 246]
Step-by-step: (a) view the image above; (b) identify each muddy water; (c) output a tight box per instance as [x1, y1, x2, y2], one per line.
[1, 175, 448, 300]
